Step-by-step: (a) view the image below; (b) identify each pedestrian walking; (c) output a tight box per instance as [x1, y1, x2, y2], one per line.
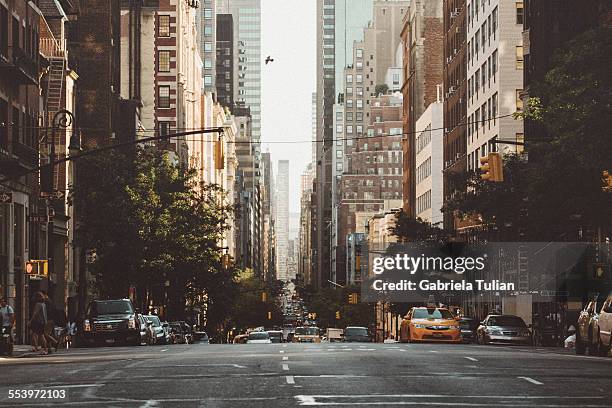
[29, 292, 48, 355]
[42, 293, 58, 352]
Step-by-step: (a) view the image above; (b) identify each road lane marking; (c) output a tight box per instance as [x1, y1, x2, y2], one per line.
[464, 357, 478, 362]
[282, 364, 289, 371]
[280, 350, 285, 353]
[140, 400, 160, 408]
[161, 349, 168, 352]
[518, 376, 543, 385]
[428, 350, 439, 353]
[282, 356, 288, 361]
[286, 375, 295, 384]
[49, 384, 104, 389]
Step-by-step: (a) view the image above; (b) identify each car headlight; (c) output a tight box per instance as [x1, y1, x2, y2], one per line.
[449, 325, 460, 330]
[128, 317, 136, 329]
[413, 324, 425, 329]
[84, 319, 91, 332]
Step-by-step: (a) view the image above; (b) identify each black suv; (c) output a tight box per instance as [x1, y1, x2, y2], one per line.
[81, 299, 141, 346]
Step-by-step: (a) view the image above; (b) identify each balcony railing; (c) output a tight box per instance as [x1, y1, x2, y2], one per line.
[40, 38, 66, 59]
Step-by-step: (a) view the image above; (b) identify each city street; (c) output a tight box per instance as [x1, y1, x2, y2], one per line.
[0, 343, 610, 407]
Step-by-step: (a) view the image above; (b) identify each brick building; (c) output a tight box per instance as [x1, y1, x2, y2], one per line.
[401, 0, 444, 217]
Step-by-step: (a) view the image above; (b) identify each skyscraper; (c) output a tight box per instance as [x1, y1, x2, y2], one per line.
[197, 0, 217, 94]
[216, 14, 234, 107]
[276, 160, 290, 281]
[217, 0, 262, 144]
[314, 0, 374, 289]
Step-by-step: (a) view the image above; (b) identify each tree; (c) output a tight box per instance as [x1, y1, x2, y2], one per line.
[72, 147, 238, 325]
[446, 27, 612, 241]
[390, 210, 445, 242]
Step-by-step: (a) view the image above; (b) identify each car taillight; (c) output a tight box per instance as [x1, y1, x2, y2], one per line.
[84, 319, 91, 332]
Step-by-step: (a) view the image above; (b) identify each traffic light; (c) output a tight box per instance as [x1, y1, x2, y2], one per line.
[261, 291, 268, 302]
[214, 137, 224, 170]
[602, 170, 612, 192]
[267, 311, 272, 320]
[479, 152, 504, 182]
[335, 311, 341, 320]
[347, 293, 358, 304]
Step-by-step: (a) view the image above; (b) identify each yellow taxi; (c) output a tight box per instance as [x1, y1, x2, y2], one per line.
[400, 307, 461, 343]
[292, 326, 321, 343]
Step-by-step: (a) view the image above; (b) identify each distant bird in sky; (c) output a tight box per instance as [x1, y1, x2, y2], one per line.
[265, 56, 275, 65]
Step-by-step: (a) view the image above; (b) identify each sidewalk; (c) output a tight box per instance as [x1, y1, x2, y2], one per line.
[8, 344, 69, 358]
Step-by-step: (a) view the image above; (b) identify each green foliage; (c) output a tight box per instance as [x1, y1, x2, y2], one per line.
[390, 210, 444, 242]
[446, 26, 612, 240]
[72, 147, 236, 323]
[375, 84, 389, 96]
[228, 273, 285, 331]
[302, 285, 375, 330]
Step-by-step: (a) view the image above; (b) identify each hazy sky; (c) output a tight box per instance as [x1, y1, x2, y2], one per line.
[261, 0, 316, 213]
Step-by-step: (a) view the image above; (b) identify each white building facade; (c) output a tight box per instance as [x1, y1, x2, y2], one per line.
[415, 100, 444, 226]
[275, 160, 290, 281]
[466, 0, 524, 171]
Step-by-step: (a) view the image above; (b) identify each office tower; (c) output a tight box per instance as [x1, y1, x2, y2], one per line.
[275, 160, 290, 281]
[216, 14, 234, 107]
[197, 0, 217, 94]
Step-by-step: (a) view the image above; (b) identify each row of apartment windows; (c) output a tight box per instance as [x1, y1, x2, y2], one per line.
[346, 74, 363, 84]
[416, 157, 432, 184]
[0, 5, 40, 60]
[467, 6, 497, 67]
[345, 99, 364, 109]
[467, 50, 497, 103]
[416, 125, 432, 154]
[416, 190, 432, 215]
[468, 92, 498, 141]
[0, 100, 38, 149]
[363, 152, 402, 164]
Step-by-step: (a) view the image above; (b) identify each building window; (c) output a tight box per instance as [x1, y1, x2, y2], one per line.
[346, 87, 353, 96]
[204, 8, 213, 20]
[346, 125, 353, 134]
[158, 85, 170, 108]
[346, 74, 353, 84]
[516, 89, 523, 111]
[336, 150, 342, 159]
[356, 74, 363, 84]
[516, 46, 524, 69]
[204, 25, 213, 36]
[336, 125, 343, 133]
[356, 48, 363, 58]
[204, 58, 213, 69]
[356, 99, 363, 109]
[204, 42, 213, 52]
[492, 7, 498, 38]
[356, 125, 363, 134]
[346, 99, 353, 108]
[158, 50, 170, 72]
[492, 92, 498, 124]
[516, 2, 524, 25]
[159, 122, 171, 136]
[158, 15, 170, 37]
[336, 162, 343, 171]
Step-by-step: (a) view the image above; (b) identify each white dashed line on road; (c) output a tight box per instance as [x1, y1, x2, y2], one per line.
[283, 356, 288, 361]
[518, 376, 543, 385]
[428, 350, 439, 353]
[286, 375, 295, 384]
[464, 357, 478, 362]
[161, 349, 168, 352]
[282, 364, 290, 371]
[279, 350, 285, 353]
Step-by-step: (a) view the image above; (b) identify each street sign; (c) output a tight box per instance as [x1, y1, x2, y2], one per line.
[29, 214, 48, 223]
[0, 192, 12, 203]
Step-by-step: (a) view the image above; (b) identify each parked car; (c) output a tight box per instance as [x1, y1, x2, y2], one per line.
[173, 321, 193, 344]
[247, 331, 272, 344]
[590, 291, 612, 356]
[576, 297, 599, 355]
[476, 315, 531, 345]
[144, 315, 170, 345]
[459, 318, 478, 343]
[81, 299, 141, 346]
[267, 330, 283, 343]
[193, 331, 210, 344]
[293, 327, 321, 343]
[343, 326, 370, 342]
[400, 307, 461, 343]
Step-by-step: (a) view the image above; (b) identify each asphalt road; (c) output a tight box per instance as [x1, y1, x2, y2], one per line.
[0, 342, 610, 407]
